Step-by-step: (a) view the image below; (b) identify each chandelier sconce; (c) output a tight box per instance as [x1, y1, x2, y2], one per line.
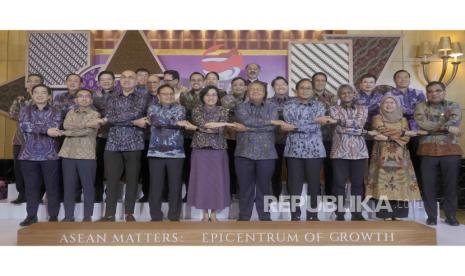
[418, 36, 463, 87]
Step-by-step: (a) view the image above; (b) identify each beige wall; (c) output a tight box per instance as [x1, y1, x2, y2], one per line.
[0, 30, 26, 159]
[348, 30, 465, 152]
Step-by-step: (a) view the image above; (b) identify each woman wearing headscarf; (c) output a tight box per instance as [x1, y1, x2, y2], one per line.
[366, 95, 423, 220]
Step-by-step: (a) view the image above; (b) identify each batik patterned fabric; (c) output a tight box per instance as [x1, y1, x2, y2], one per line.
[314, 90, 338, 141]
[414, 100, 463, 156]
[221, 94, 245, 140]
[191, 106, 229, 150]
[175, 85, 189, 102]
[18, 104, 61, 161]
[92, 89, 114, 139]
[53, 92, 77, 119]
[324, 35, 400, 85]
[9, 94, 33, 145]
[179, 89, 202, 120]
[268, 95, 294, 145]
[329, 104, 369, 160]
[179, 89, 203, 139]
[234, 101, 278, 160]
[366, 115, 421, 201]
[147, 103, 186, 158]
[135, 86, 148, 95]
[283, 99, 326, 159]
[27, 32, 90, 87]
[105, 90, 149, 151]
[356, 90, 383, 130]
[58, 107, 100, 160]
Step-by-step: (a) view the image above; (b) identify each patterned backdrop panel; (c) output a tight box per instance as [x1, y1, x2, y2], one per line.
[27, 32, 91, 88]
[288, 40, 353, 95]
[0, 77, 26, 114]
[324, 35, 400, 86]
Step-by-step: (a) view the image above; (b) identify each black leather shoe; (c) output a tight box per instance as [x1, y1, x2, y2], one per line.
[426, 217, 437, 225]
[138, 196, 148, 203]
[306, 216, 320, 221]
[11, 197, 26, 205]
[125, 214, 136, 222]
[83, 217, 92, 222]
[445, 216, 460, 226]
[291, 216, 301, 221]
[49, 216, 58, 222]
[98, 216, 115, 222]
[336, 214, 345, 221]
[61, 217, 75, 222]
[19, 216, 38, 227]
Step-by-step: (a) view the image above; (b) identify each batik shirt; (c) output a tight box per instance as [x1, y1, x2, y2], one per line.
[58, 107, 100, 160]
[179, 89, 202, 121]
[356, 90, 383, 130]
[92, 89, 114, 139]
[234, 101, 278, 160]
[329, 104, 369, 160]
[414, 100, 463, 156]
[147, 103, 186, 158]
[314, 90, 338, 141]
[191, 106, 229, 150]
[53, 91, 77, 119]
[283, 99, 326, 159]
[18, 103, 61, 161]
[221, 94, 245, 140]
[268, 94, 294, 145]
[9, 94, 33, 145]
[105, 90, 148, 151]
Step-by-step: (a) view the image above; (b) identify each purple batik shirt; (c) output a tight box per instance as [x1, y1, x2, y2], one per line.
[105, 89, 149, 152]
[18, 103, 62, 161]
[386, 88, 426, 130]
[92, 89, 115, 139]
[53, 91, 77, 119]
[268, 94, 294, 145]
[356, 91, 383, 130]
[92, 89, 114, 118]
[234, 101, 278, 160]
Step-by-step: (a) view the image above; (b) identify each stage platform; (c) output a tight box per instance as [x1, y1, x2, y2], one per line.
[4, 183, 462, 246]
[17, 221, 436, 246]
[1, 183, 431, 221]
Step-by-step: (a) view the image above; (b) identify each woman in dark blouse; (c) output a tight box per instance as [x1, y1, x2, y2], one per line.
[187, 85, 234, 222]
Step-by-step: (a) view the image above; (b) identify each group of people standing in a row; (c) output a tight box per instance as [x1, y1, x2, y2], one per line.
[9, 63, 462, 227]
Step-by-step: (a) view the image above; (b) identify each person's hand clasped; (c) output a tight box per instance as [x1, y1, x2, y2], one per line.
[47, 128, 62, 137]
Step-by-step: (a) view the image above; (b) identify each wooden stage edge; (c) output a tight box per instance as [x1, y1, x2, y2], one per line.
[17, 221, 436, 246]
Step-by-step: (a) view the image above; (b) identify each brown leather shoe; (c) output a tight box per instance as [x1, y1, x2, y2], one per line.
[125, 214, 136, 222]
